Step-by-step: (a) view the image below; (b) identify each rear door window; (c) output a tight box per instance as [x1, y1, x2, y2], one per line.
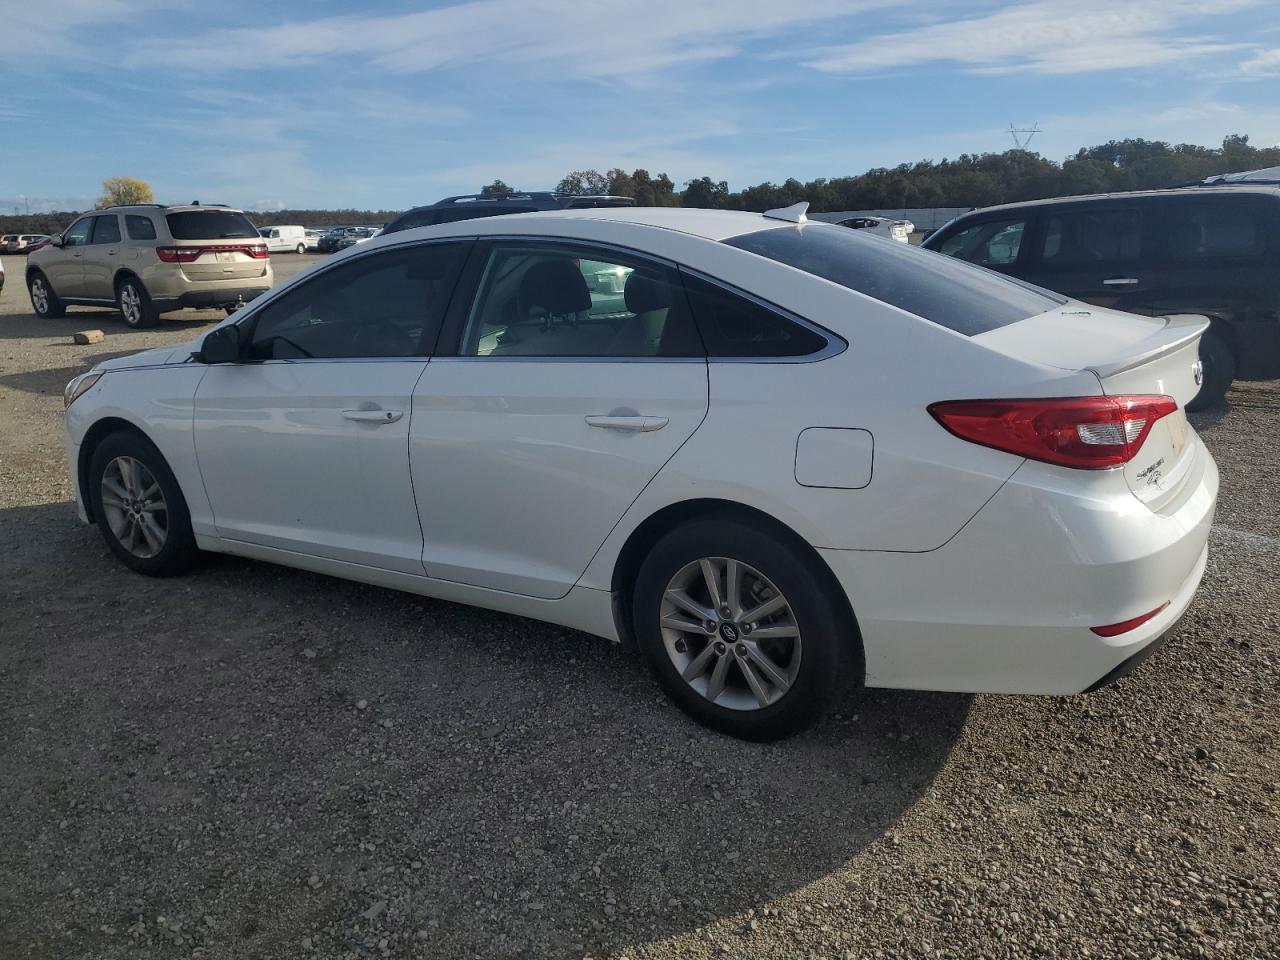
[681, 274, 829, 358]
[126, 215, 157, 240]
[1165, 199, 1265, 259]
[937, 216, 1026, 266]
[726, 224, 1062, 336]
[91, 215, 121, 244]
[1041, 206, 1142, 264]
[165, 210, 259, 240]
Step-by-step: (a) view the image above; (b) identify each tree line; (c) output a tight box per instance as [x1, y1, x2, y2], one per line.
[3, 135, 1276, 236]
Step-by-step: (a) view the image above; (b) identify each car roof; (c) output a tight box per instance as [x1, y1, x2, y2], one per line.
[950, 184, 1280, 220]
[398, 206, 778, 242]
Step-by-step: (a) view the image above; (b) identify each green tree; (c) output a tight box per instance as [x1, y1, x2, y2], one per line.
[96, 176, 154, 208]
[631, 169, 678, 206]
[681, 176, 730, 209]
[479, 180, 514, 197]
[556, 169, 611, 195]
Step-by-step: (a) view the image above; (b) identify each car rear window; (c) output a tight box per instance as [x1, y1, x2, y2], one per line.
[165, 210, 259, 240]
[725, 224, 1064, 336]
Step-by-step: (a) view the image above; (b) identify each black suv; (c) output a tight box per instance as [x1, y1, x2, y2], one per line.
[380, 192, 634, 236]
[922, 185, 1280, 408]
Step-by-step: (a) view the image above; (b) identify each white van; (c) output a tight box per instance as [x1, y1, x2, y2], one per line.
[257, 224, 308, 254]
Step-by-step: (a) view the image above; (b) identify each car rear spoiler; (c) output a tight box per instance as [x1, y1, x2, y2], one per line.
[1085, 314, 1210, 380]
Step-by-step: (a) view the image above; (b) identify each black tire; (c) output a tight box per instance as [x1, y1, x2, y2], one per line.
[87, 430, 198, 576]
[1187, 330, 1235, 411]
[296, 243, 306, 254]
[116, 276, 159, 329]
[28, 271, 66, 318]
[632, 517, 858, 740]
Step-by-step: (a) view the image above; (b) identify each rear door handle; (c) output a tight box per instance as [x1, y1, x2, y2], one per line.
[342, 408, 403, 424]
[585, 415, 668, 432]
[1103, 277, 1139, 286]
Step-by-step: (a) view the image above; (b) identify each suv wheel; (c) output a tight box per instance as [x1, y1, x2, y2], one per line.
[1187, 330, 1235, 411]
[117, 277, 159, 329]
[632, 517, 857, 740]
[28, 272, 66, 318]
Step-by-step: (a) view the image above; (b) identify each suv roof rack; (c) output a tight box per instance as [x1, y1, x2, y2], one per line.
[437, 192, 559, 204]
[104, 203, 167, 210]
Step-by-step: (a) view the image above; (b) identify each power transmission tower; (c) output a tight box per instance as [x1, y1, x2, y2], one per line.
[1009, 123, 1041, 150]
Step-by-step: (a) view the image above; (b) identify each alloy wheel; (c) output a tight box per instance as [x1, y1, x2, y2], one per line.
[100, 456, 168, 559]
[31, 277, 49, 314]
[659, 556, 802, 711]
[119, 285, 142, 326]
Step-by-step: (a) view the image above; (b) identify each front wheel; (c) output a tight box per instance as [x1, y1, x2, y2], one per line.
[633, 517, 857, 740]
[117, 277, 159, 328]
[1187, 330, 1235, 411]
[28, 272, 66, 318]
[88, 431, 198, 576]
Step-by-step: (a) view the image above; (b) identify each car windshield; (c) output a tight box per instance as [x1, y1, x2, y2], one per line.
[724, 223, 1064, 336]
[165, 210, 259, 240]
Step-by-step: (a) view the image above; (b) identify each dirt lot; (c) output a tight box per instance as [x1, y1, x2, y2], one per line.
[1, 252, 1277, 960]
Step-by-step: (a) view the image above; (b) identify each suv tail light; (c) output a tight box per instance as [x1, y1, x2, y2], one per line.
[928, 395, 1177, 469]
[156, 243, 269, 263]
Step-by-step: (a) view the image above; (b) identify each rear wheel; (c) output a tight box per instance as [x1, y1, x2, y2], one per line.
[88, 431, 197, 576]
[117, 276, 159, 328]
[296, 242, 306, 254]
[28, 272, 65, 318]
[1188, 330, 1235, 411]
[633, 517, 856, 740]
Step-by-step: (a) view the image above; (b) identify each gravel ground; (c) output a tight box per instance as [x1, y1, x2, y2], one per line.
[1, 252, 1277, 960]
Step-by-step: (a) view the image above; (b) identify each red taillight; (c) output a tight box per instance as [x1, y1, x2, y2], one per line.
[156, 243, 268, 263]
[928, 395, 1177, 469]
[1091, 603, 1169, 637]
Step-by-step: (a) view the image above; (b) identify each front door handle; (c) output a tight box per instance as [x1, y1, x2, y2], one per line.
[1103, 276, 1139, 286]
[585, 415, 668, 432]
[342, 408, 403, 424]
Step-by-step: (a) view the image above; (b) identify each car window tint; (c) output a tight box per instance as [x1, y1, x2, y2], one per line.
[681, 274, 827, 358]
[459, 244, 701, 358]
[91, 215, 121, 244]
[246, 243, 465, 360]
[165, 210, 259, 240]
[1166, 200, 1263, 259]
[726, 224, 1061, 336]
[937, 217, 1026, 266]
[126, 215, 157, 240]
[1042, 207, 1142, 263]
[63, 217, 93, 247]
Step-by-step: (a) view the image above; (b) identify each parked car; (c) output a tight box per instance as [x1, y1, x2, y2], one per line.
[26, 203, 273, 328]
[921, 184, 1280, 408]
[2, 234, 51, 254]
[0, 256, 5, 293]
[258, 224, 308, 254]
[304, 229, 325, 251]
[834, 216, 914, 242]
[62, 205, 1216, 739]
[380, 191, 634, 235]
[335, 226, 380, 250]
[317, 227, 360, 253]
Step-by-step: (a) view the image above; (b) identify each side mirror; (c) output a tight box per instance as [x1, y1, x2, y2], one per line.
[50, 235, 64, 247]
[195, 324, 243, 364]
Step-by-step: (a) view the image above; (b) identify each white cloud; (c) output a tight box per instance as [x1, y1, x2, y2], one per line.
[1240, 48, 1280, 76]
[122, 0, 895, 78]
[806, 0, 1258, 75]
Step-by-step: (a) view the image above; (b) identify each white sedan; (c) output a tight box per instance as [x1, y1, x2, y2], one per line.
[61, 204, 1217, 739]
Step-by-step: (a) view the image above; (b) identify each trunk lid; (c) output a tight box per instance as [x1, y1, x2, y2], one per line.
[976, 306, 1209, 510]
[163, 208, 270, 283]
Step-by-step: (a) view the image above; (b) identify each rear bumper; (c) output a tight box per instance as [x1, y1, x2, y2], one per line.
[153, 287, 269, 310]
[821, 438, 1218, 695]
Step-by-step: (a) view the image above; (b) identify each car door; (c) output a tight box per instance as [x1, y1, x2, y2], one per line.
[1020, 201, 1156, 313]
[82, 214, 123, 299]
[46, 216, 94, 295]
[410, 239, 709, 599]
[193, 239, 469, 573]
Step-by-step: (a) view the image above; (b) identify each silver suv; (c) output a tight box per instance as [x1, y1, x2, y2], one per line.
[26, 203, 274, 328]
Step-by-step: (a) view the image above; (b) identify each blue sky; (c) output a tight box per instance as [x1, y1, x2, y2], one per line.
[2, 0, 1278, 213]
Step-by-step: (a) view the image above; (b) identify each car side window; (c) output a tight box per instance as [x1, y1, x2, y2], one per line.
[937, 217, 1026, 266]
[91, 215, 121, 244]
[1166, 200, 1263, 259]
[1042, 207, 1142, 264]
[62, 217, 93, 247]
[458, 244, 702, 358]
[246, 243, 466, 360]
[681, 274, 828, 358]
[126, 215, 157, 240]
